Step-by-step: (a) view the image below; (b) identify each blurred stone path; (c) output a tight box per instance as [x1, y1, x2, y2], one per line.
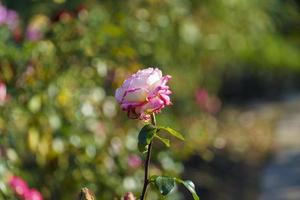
[260, 96, 300, 200]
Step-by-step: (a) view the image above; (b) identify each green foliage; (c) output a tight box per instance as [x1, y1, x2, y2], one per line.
[154, 135, 170, 148]
[175, 179, 200, 200]
[138, 125, 184, 153]
[138, 124, 157, 153]
[151, 176, 175, 196]
[158, 127, 185, 141]
[150, 176, 200, 200]
[137, 120, 190, 199]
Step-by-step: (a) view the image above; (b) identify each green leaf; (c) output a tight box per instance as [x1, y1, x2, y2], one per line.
[154, 135, 170, 147]
[175, 179, 200, 200]
[138, 124, 157, 153]
[149, 175, 158, 182]
[158, 127, 185, 141]
[152, 176, 175, 196]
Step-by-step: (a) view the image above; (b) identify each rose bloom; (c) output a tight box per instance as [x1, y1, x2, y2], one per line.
[5, 9, 19, 30]
[195, 88, 221, 114]
[127, 154, 142, 169]
[0, 4, 7, 24]
[8, 176, 30, 198]
[26, 27, 42, 41]
[24, 189, 43, 200]
[115, 68, 172, 120]
[0, 82, 6, 104]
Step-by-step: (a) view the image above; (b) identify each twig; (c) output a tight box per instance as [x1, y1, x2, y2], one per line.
[140, 114, 156, 200]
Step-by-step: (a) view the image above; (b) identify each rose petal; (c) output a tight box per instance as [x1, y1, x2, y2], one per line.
[122, 88, 148, 103]
[160, 93, 171, 105]
[137, 97, 164, 114]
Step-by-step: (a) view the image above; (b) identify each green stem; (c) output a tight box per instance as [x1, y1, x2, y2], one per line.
[140, 114, 156, 200]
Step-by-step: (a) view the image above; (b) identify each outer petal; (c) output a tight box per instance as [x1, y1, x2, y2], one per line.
[135, 68, 154, 76]
[115, 87, 125, 103]
[150, 75, 171, 90]
[146, 68, 162, 86]
[129, 77, 149, 89]
[160, 93, 172, 105]
[136, 97, 164, 116]
[122, 88, 148, 103]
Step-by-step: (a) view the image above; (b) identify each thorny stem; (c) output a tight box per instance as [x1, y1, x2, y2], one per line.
[140, 114, 156, 200]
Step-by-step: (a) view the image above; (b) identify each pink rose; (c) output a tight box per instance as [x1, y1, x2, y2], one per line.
[127, 154, 142, 169]
[26, 27, 43, 41]
[123, 192, 136, 200]
[0, 82, 6, 104]
[115, 68, 172, 120]
[0, 4, 7, 24]
[0, 4, 19, 32]
[8, 176, 30, 198]
[5, 10, 19, 30]
[24, 189, 43, 200]
[8, 176, 43, 200]
[195, 88, 221, 114]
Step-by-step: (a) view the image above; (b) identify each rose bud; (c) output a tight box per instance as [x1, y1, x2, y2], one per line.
[123, 192, 136, 200]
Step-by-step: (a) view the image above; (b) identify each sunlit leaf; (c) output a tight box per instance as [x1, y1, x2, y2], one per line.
[154, 135, 170, 148]
[158, 127, 184, 141]
[151, 176, 175, 196]
[175, 178, 200, 200]
[138, 124, 157, 153]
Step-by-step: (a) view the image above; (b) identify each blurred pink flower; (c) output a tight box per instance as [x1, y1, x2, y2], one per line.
[0, 4, 19, 30]
[26, 27, 42, 41]
[128, 154, 142, 169]
[24, 189, 43, 200]
[8, 176, 43, 200]
[0, 4, 7, 24]
[5, 10, 19, 30]
[123, 192, 136, 200]
[0, 82, 6, 104]
[9, 176, 30, 198]
[195, 88, 222, 114]
[195, 89, 209, 105]
[26, 15, 49, 41]
[115, 68, 172, 120]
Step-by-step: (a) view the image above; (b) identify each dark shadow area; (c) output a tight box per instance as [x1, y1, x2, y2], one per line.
[182, 151, 272, 200]
[219, 68, 300, 104]
[260, 149, 300, 200]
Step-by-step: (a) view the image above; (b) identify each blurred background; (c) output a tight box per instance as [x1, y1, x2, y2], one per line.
[0, 0, 300, 199]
